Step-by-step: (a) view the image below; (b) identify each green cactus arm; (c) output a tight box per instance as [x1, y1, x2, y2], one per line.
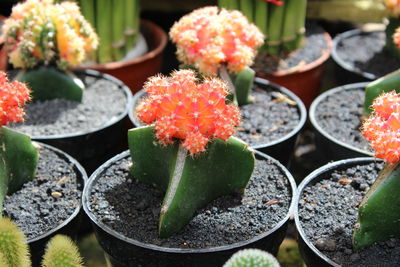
[0, 126, 38, 213]
[363, 69, 400, 116]
[15, 66, 84, 102]
[128, 125, 255, 238]
[0, 217, 31, 267]
[353, 162, 400, 250]
[255, 0, 269, 37]
[282, 0, 306, 52]
[267, 2, 285, 55]
[223, 248, 280, 267]
[42, 235, 84, 267]
[239, 0, 255, 22]
[233, 67, 255, 106]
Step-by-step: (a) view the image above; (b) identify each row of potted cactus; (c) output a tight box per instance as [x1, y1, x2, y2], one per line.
[1, 0, 399, 266]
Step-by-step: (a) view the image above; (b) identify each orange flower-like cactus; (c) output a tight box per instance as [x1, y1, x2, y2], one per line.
[381, 0, 400, 17]
[362, 91, 400, 163]
[2, 0, 98, 69]
[136, 69, 241, 154]
[169, 7, 264, 76]
[0, 72, 30, 126]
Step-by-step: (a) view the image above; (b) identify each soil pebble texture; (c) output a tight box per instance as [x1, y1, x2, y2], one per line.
[12, 75, 127, 136]
[299, 161, 400, 266]
[3, 144, 82, 239]
[89, 155, 291, 249]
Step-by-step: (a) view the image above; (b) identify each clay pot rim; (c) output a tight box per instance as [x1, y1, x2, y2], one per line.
[77, 19, 167, 71]
[309, 82, 374, 158]
[293, 156, 381, 267]
[27, 141, 88, 244]
[266, 31, 333, 77]
[129, 77, 307, 151]
[331, 29, 380, 81]
[82, 149, 297, 254]
[30, 69, 132, 140]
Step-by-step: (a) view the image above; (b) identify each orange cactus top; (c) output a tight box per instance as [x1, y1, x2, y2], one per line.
[362, 91, 400, 163]
[136, 69, 241, 155]
[381, 0, 400, 17]
[169, 7, 264, 76]
[0, 72, 30, 126]
[2, 0, 98, 69]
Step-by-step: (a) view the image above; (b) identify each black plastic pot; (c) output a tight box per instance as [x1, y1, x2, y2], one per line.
[332, 29, 399, 85]
[30, 69, 132, 175]
[83, 149, 297, 267]
[294, 157, 378, 267]
[25, 142, 87, 266]
[128, 77, 307, 166]
[309, 82, 373, 162]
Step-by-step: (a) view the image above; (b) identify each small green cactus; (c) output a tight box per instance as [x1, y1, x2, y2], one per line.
[0, 217, 31, 267]
[42, 235, 84, 267]
[223, 249, 280, 267]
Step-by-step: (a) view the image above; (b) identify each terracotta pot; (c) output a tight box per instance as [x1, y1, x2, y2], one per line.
[77, 20, 167, 94]
[257, 31, 332, 108]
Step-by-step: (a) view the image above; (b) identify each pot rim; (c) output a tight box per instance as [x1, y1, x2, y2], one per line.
[331, 29, 381, 81]
[77, 19, 167, 71]
[82, 149, 297, 254]
[29, 69, 132, 140]
[26, 141, 88, 244]
[294, 156, 381, 267]
[267, 30, 332, 77]
[128, 77, 307, 151]
[309, 82, 374, 157]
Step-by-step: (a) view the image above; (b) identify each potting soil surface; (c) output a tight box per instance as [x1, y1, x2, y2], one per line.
[314, 86, 372, 153]
[254, 23, 328, 73]
[3, 144, 82, 239]
[12, 75, 127, 136]
[298, 161, 400, 266]
[89, 156, 291, 248]
[335, 31, 399, 79]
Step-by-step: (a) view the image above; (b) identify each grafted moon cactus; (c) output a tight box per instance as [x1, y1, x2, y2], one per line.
[355, 91, 400, 249]
[169, 6, 264, 105]
[129, 69, 255, 237]
[0, 72, 38, 213]
[2, 0, 99, 102]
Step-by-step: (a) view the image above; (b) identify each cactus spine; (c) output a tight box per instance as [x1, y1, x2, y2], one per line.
[0, 217, 31, 267]
[223, 249, 280, 267]
[42, 235, 84, 267]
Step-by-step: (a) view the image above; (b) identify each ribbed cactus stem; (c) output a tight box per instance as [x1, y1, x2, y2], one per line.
[267, 3, 285, 55]
[0, 217, 31, 267]
[112, 0, 126, 61]
[353, 162, 400, 250]
[363, 69, 400, 116]
[42, 235, 84, 267]
[239, 0, 254, 21]
[293, 0, 307, 49]
[282, 0, 301, 52]
[96, 0, 113, 63]
[223, 248, 280, 267]
[125, 0, 140, 54]
[255, 0, 269, 37]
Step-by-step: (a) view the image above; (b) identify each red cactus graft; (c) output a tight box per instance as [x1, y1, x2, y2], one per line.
[0, 72, 30, 126]
[136, 69, 240, 154]
[362, 91, 400, 163]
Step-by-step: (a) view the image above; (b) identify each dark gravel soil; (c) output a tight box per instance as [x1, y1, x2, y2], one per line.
[335, 31, 400, 79]
[89, 155, 291, 248]
[11, 75, 126, 136]
[254, 23, 328, 73]
[314, 86, 371, 153]
[298, 161, 400, 266]
[132, 85, 301, 148]
[3, 144, 82, 239]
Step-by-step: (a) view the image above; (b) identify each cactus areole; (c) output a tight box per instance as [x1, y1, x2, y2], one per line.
[2, 0, 99, 102]
[0, 72, 38, 214]
[128, 70, 255, 237]
[355, 91, 400, 249]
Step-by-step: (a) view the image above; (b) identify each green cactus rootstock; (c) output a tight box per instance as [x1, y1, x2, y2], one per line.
[0, 126, 38, 213]
[233, 67, 255, 106]
[223, 248, 280, 267]
[353, 163, 400, 250]
[0, 217, 31, 267]
[385, 18, 400, 60]
[15, 66, 84, 102]
[42, 235, 84, 267]
[128, 126, 255, 238]
[363, 69, 400, 116]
